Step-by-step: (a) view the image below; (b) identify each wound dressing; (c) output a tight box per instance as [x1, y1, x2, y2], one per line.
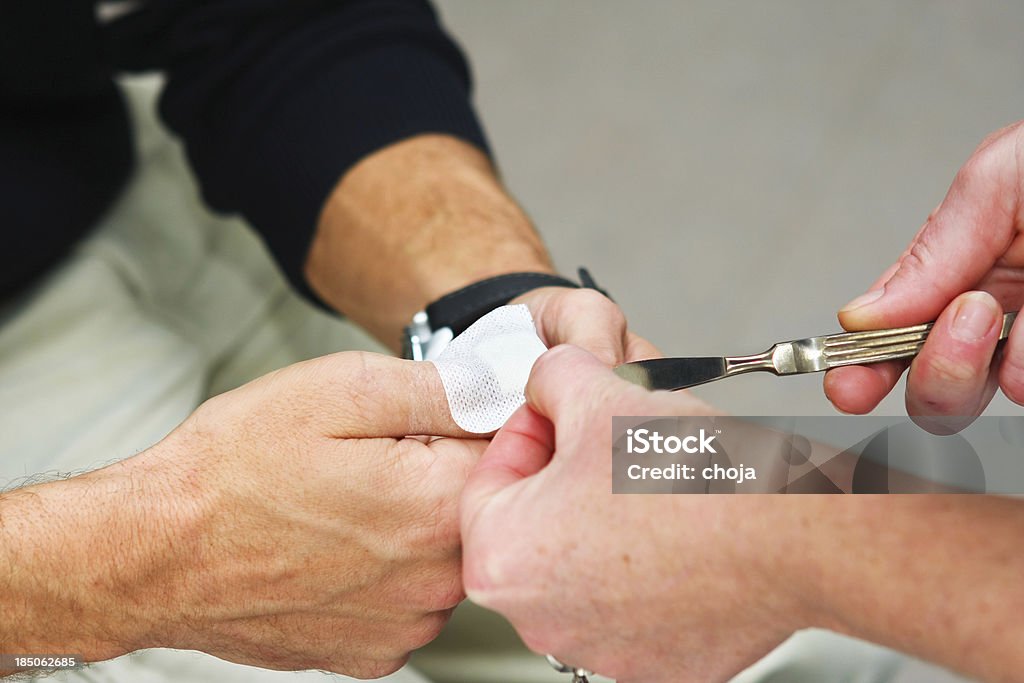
[429, 305, 547, 433]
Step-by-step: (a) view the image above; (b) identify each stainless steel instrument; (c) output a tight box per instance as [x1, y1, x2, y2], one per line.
[615, 311, 1018, 392]
[546, 655, 592, 683]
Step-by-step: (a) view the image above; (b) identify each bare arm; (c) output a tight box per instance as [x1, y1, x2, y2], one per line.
[1, 351, 485, 679]
[805, 495, 1024, 683]
[306, 134, 555, 350]
[117, 3, 646, 361]
[0, 456, 172, 672]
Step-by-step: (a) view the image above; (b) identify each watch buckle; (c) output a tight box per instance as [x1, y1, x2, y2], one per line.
[403, 311, 453, 361]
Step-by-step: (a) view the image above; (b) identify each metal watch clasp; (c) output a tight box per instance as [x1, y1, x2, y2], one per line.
[402, 311, 453, 361]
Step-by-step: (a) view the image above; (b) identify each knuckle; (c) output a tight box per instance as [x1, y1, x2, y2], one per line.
[437, 580, 467, 610]
[403, 610, 452, 650]
[576, 288, 625, 321]
[421, 571, 466, 611]
[405, 562, 464, 612]
[898, 236, 936, 278]
[959, 140, 1005, 184]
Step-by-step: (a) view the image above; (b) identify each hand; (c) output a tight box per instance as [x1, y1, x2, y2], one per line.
[5, 352, 486, 678]
[159, 352, 486, 675]
[511, 286, 660, 365]
[459, 346, 817, 682]
[825, 121, 1024, 430]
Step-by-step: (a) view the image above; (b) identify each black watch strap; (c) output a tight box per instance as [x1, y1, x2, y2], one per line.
[426, 268, 608, 336]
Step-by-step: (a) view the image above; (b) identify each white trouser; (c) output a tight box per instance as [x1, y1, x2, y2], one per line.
[0, 78, 976, 683]
[0, 77, 421, 683]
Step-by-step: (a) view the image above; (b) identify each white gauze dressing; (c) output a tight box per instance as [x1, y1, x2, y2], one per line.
[429, 304, 547, 433]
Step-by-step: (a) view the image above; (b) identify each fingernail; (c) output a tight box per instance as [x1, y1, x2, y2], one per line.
[840, 288, 884, 313]
[950, 292, 999, 342]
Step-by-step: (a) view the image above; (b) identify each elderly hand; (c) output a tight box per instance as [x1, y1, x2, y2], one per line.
[511, 286, 660, 365]
[825, 121, 1024, 430]
[459, 345, 809, 682]
[1, 351, 484, 678]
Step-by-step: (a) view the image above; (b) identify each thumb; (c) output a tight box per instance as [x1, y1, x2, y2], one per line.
[525, 344, 628, 424]
[461, 344, 625, 519]
[297, 351, 472, 439]
[839, 129, 1022, 330]
[460, 404, 555, 530]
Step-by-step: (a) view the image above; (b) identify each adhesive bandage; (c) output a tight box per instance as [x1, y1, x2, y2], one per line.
[429, 304, 547, 433]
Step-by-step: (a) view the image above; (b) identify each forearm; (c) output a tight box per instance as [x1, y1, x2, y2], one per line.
[305, 134, 554, 350]
[0, 451, 182, 673]
[796, 495, 1024, 682]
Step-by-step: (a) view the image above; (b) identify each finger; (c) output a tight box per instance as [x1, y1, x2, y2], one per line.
[525, 344, 711, 424]
[460, 404, 555, 528]
[624, 331, 662, 362]
[524, 344, 626, 424]
[998, 314, 1024, 405]
[839, 130, 1022, 330]
[300, 351, 472, 439]
[904, 291, 1004, 432]
[522, 287, 629, 366]
[823, 361, 907, 414]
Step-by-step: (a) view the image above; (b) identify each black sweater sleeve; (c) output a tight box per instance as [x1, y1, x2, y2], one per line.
[103, 0, 490, 296]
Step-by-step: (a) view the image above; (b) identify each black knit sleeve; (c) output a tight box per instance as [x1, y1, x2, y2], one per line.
[103, 0, 490, 297]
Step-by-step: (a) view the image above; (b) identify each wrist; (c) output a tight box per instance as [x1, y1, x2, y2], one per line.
[76, 450, 199, 657]
[404, 270, 606, 359]
[305, 134, 556, 348]
[113, 437, 214, 653]
[59, 441, 205, 657]
[733, 499, 849, 637]
[412, 246, 556, 307]
[0, 456, 179, 661]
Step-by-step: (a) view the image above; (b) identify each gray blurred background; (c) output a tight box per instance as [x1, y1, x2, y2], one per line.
[413, 2, 1024, 681]
[437, 0, 1024, 416]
